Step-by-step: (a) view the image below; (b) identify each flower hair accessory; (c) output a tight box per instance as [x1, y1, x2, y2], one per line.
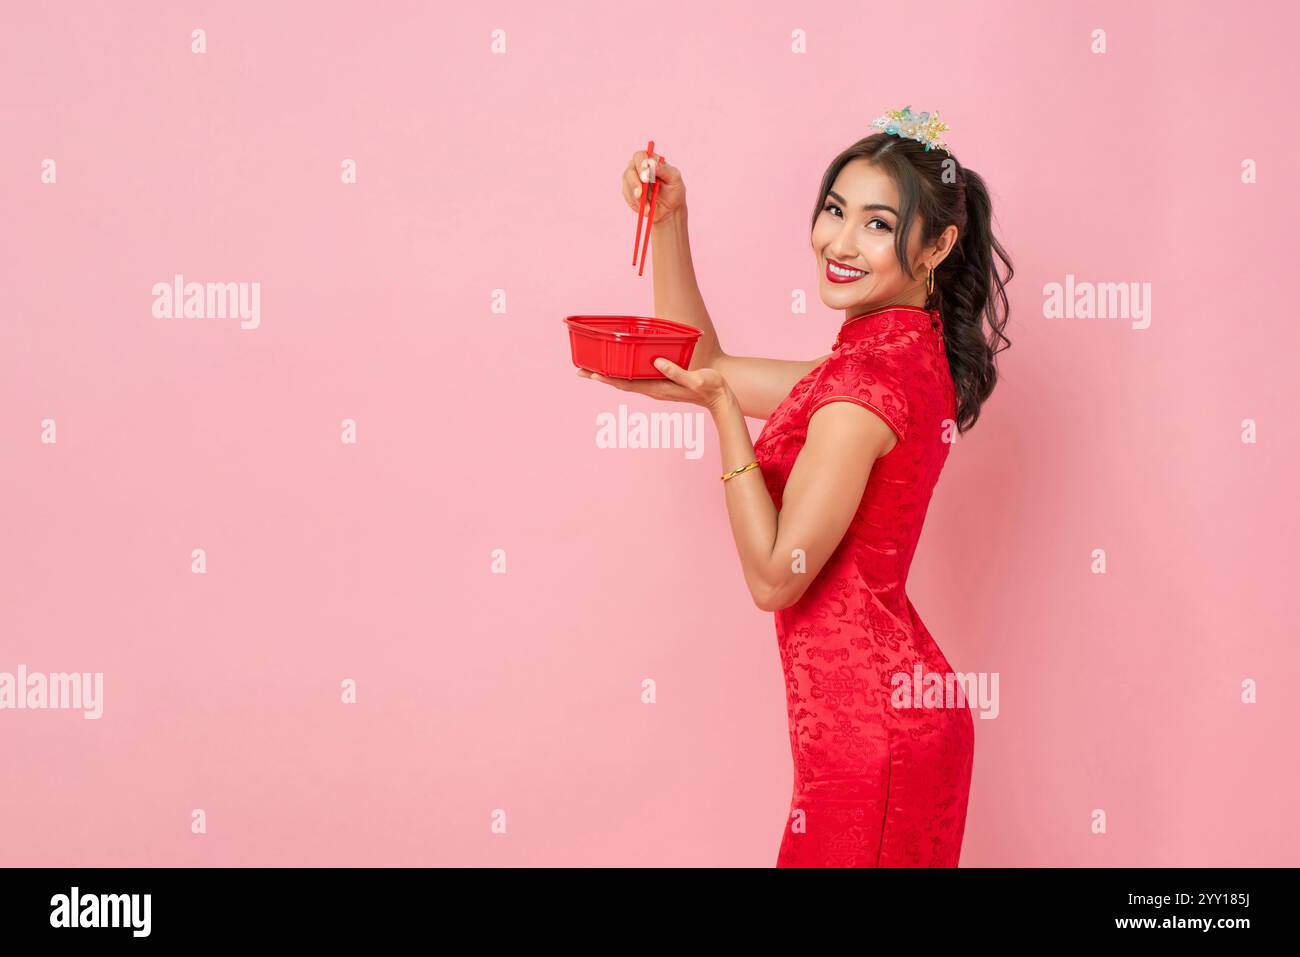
[871, 105, 950, 153]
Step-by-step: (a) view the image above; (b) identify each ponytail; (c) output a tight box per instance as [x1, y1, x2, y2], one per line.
[931, 166, 1013, 433]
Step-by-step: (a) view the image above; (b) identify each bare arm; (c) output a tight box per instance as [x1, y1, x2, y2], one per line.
[651, 208, 829, 420]
[579, 335, 895, 610]
[714, 353, 832, 421]
[711, 388, 896, 611]
[649, 209, 723, 366]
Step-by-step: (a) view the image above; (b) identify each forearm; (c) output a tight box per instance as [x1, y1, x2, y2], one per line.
[711, 390, 782, 608]
[651, 208, 724, 368]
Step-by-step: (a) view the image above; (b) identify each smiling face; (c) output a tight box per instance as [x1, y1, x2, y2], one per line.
[812, 158, 936, 318]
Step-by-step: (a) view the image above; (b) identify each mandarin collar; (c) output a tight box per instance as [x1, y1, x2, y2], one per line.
[833, 304, 944, 350]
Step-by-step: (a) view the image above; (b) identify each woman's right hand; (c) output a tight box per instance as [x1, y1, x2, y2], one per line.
[621, 149, 686, 224]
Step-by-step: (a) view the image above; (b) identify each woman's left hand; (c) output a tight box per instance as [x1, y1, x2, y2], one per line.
[577, 358, 733, 412]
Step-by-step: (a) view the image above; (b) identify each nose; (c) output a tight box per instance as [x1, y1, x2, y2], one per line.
[827, 223, 863, 266]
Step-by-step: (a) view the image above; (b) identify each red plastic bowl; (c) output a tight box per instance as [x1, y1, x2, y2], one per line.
[564, 315, 703, 379]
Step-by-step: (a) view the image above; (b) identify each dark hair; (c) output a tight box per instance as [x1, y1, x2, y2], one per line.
[810, 133, 1012, 434]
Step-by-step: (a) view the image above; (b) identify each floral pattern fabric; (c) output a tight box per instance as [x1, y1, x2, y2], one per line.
[753, 305, 974, 867]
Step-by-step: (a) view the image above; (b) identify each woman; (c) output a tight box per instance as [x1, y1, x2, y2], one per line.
[579, 108, 1012, 866]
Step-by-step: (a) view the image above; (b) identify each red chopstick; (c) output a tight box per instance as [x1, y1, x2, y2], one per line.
[638, 158, 663, 276]
[632, 140, 653, 267]
[633, 140, 665, 276]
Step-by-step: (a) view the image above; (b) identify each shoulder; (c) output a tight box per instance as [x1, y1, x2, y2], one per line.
[804, 391, 899, 459]
[806, 335, 923, 442]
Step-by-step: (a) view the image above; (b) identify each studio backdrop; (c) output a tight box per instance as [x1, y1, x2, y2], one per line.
[2, 0, 1297, 866]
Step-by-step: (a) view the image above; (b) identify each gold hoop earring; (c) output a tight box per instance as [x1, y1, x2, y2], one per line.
[926, 266, 935, 296]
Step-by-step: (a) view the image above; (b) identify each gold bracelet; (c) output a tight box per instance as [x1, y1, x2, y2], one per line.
[721, 460, 760, 482]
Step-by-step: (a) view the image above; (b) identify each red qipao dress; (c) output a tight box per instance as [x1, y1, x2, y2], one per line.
[752, 304, 974, 867]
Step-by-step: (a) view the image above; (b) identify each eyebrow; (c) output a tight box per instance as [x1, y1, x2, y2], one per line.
[827, 190, 898, 216]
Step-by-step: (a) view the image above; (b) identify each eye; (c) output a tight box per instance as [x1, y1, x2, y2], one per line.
[822, 202, 893, 232]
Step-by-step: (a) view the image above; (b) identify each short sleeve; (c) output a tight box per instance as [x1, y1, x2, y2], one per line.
[807, 352, 910, 443]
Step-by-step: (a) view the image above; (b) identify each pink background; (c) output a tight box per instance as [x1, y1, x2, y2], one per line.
[3, 0, 1298, 866]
